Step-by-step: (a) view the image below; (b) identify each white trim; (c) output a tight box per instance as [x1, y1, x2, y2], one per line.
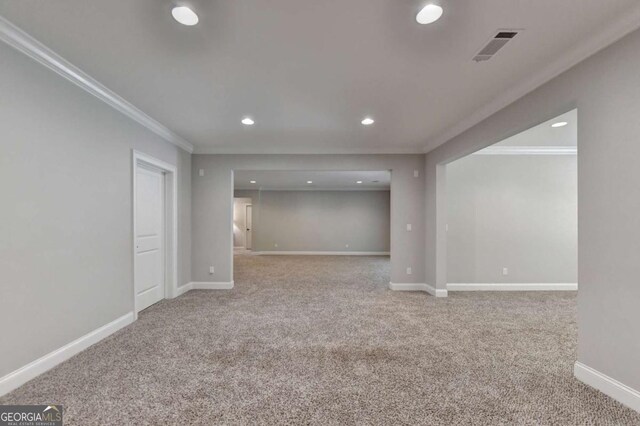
[256, 251, 390, 256]
[191, 281, 235, 290]
[423, 5, 640, 152]
[175, 283, 193, 296]
[447, 283, 578, 291]
[388, 282, 448, 298]
[0, 15, 194, 153]
[574, 362, 640, 413]
[132, 151, 179, 318]
[473, 146, 577, 156]
[0, 312, 134, 397]
[245, 204, 252, 250]
[174, 281, 235, 294]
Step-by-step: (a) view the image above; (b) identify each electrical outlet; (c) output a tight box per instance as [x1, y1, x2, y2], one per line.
[345, 244, 349, 248]
[406, 267, 412, 275]
[414, 170, 419, 178]
[406, 224, 412, 231]
[199, 169, 204, 177]
[502, 267, 508, 276]
[209, 266, 215, 274]
[274, 243, 278, 248]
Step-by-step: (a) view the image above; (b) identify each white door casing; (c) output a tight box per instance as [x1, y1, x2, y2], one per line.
[132, 150, 178, 318]
[246, 204, 253, 250]
[135, 165, 165, 311]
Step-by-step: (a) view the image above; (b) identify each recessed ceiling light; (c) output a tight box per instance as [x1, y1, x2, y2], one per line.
[241, 117, 255, 125]
[171, 6, 199, 26]
[416, 4, 443, 25]
[361, 117, 375, 125]
[356, 181, 363, 184]
[307, 180, 313, 184]
[250, 180, 257, 184]
[551, 121, 568, 128]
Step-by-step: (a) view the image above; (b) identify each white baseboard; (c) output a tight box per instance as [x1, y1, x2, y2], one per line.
[0, 312, 134, 397]
[175, 281, 235, 294]
[175, 283, 193, 296]
[574, 361, 640, 413]
[191, 281, 234, 290]
[255, 251, 390, 256]
[388, 282, 448, 298]
[447, 283, 578, 291]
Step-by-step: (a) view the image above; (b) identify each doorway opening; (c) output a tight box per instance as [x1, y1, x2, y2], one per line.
[132, 151, 178, 317]
[445, 110, 578, 291]
[231, 170, 391, 283]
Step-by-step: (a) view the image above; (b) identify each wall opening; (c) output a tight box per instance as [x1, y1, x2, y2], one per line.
[445, 109, 578, 291]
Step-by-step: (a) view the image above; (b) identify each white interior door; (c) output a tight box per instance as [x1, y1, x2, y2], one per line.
[246, 205, 253, 250]
[135, 165, 165, 312]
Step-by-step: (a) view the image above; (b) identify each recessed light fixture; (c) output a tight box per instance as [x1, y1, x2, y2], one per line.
[307, 180, 313, 184]
[171, 6, 199, 26]
[416, 4, 443, 25]
[241, 117, 255, 125]
[250, 180, 257, 184]
[551, 121, 568, 128]
[356, 181, 363, 184]
[361, 117, 375, 125]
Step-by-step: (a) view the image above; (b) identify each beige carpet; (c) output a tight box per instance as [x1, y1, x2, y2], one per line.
[2, 255, 639, 425]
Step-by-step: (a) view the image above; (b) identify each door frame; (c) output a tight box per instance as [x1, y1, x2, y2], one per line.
[245, 204, 252, 250]
[132, 150, 178, 319]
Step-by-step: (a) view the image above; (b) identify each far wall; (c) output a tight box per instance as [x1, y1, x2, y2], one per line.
[235, 190, 390, 252]
[447, 154, 577, 284]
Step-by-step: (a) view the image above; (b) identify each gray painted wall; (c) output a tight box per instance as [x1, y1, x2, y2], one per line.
[425, 28, 640, 391]
[447, 155, 577, 283]
[0, 43, 191, 377]
[192, 155, 424, 284]
[234, 190, 390, 252]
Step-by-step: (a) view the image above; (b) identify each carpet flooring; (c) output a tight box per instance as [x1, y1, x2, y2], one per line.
[2, 255, 639, 425]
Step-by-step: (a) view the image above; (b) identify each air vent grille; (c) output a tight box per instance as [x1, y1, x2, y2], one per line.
[473, 30, 521, 62]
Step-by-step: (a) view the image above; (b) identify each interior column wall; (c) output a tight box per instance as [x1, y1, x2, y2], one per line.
[424, 28, 640, 391]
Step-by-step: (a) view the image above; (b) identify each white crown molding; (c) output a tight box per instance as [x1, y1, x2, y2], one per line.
[574, 362, 640, 413]
[448, 283, 578, 291]
[423, 5, 640, 153]
[472, 146, 577, 156]
[388, 282, 448, 298]
[0, 15, 194, 154]
[0, 312, 134, 396]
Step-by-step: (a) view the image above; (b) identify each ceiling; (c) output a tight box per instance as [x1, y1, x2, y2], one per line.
[1, 1, 638, 154]
[234, 171, 390, 190]
[495, 109, 577, 148]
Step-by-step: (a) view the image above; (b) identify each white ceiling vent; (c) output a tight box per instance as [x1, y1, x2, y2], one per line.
[473, 30, 521, 62]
